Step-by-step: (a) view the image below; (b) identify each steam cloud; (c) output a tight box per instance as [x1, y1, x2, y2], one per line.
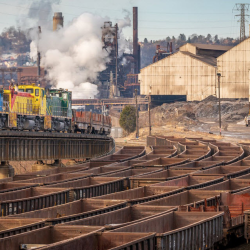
[19, 0, 60, 31]
[27, 1, 131, 99]
[117, 10, 132, 55]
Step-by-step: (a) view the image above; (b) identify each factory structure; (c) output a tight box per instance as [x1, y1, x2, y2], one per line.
[3, 7, 250, 104]
[139, 32, 250, 102]
[98, 7, 141, 98]
[11, 9, 141, 99]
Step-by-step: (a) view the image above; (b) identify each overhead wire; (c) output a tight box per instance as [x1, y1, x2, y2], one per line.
[0, 1, 241, 40]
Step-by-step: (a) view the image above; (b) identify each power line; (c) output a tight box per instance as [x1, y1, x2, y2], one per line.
[233, 3, 250, 41]
[139, 26, 239, 30]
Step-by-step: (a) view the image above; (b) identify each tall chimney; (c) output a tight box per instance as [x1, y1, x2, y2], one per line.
[53, 12, 63, 31]
[37, 26, 41, 84]
[133, 7, 139, 74]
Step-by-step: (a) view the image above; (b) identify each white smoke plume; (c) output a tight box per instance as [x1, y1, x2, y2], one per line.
[27, 1, 131, 99]
[19, 0, 60, 31]
[117, 9, 132, 56]
[30, 13, 109, 99]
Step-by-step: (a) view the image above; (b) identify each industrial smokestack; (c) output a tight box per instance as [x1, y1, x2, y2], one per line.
[53, 12, 64, 31]
[37, 26, 41, 84]
[133, 7, 139, 74]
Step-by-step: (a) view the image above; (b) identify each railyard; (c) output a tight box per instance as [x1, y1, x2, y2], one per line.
[0, 134, 249, 249]
[0, 0, 249, 249]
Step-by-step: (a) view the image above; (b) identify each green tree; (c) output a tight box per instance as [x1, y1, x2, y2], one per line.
[119, 105, 136, 133]
[178, 33, 186, 42]
[206, 34, 212, 42]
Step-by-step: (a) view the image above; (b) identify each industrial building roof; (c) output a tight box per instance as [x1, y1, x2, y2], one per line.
[191, 43, 233, 51]
[180, 51, 217, 67]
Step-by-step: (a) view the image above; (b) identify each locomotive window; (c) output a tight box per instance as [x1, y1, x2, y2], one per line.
[26, 89, 33, 93]
[18, 89, 24, 92]
[42, 90, 45, 97]
[62, 93, 67, 100]
[35, 89, 39, 96]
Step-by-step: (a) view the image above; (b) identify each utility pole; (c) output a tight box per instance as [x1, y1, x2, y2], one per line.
[234, 3, 250, 41]
[109, 71, 114, 98]
[115, 23, 118, 97]
[148, 95, 151, 136]
[135, 89, 139, 138]
[217, 73, 222, 136]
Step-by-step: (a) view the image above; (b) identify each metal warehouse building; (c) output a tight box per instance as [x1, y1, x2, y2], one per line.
[139, 38, 250, 101]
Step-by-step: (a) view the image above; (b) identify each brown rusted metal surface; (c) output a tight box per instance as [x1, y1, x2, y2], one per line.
[8, 199, 127, 226]
[1, 136, 250, 249]
[172, 160, 223, 170]
[0, 225, 105, 249]
[112, 211, 224, 250]
[103, 167, 163, 178]
[129, 169, 198, 188]
[62, 205, 177, 229]
[46, 177, 126, 200]
[0, 187, 71, 216]
[94, 186, 184, 205]
[194, 165, 250, 179]
[200, 179, 250, 193]
[13, 172, 93, 185]
[151, 175, 224, 190]
[132, 157, 190, 168]
[140, 190, 225, 207]
[93, 146, 145, 162]
[0, 182, 39, 193]
[0, 218, 46, 238]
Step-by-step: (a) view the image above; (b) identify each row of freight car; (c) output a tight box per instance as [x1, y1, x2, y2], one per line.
[1, 138, 250, 249]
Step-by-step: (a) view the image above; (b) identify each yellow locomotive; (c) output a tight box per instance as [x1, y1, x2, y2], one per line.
[0, 84, 111, 134]
[0, 84, 71, 131]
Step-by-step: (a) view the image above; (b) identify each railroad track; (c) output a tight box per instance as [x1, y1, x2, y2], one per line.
[0, 137, 250, 249]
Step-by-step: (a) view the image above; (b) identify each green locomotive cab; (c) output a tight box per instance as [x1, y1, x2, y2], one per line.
[47, 88, 72, 118]
[46, 88, 72, 132]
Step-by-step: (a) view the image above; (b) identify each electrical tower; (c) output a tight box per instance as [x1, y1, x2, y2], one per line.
[233, 3, 250, 41]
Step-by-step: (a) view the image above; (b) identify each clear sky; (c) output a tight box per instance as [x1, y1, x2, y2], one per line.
[0, 0, 247, 40]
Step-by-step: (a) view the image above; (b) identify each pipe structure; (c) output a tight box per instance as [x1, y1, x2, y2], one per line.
[133, 7, 139, 74]
[53, 12, 64, 31]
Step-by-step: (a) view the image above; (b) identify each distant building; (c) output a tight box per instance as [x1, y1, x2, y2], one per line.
[17, 66, 47, 87]
[139, 39, 250, 101]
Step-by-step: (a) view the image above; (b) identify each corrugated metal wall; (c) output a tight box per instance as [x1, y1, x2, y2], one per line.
[217, 38, 250, 99]
[139, 51, 216, 101]
[140, 38, 250, 101]
[179, 43, 197, 54]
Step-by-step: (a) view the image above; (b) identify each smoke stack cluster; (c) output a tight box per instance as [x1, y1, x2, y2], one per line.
[133, 7, 140, 74]
[53, 12, 64, 31]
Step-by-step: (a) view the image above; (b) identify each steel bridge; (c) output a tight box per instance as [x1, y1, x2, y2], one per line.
[0, 131, 114, 162]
